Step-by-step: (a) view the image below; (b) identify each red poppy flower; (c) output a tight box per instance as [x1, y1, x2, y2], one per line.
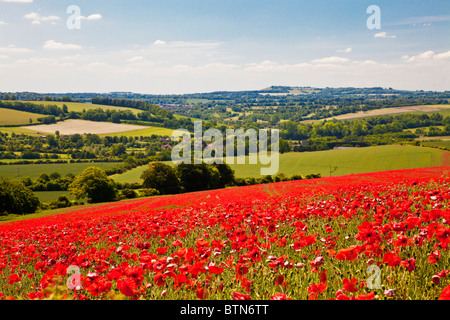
[232, 291, 251, 300]
[383, 251, 401, 267]
[208, 265, 224, 275]
[335, 247, 358, 261]
[439, 285, 450, 300]
[343, 278, 358, 293]
[270, 293, 290, 300]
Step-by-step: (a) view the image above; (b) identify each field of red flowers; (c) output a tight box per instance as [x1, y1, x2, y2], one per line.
[0, 167, 449, 300]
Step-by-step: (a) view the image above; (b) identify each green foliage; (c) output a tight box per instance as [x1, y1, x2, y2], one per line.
[69, 167, 118, 203]
[176, 162, 218, 193]
[0, 177, 40, 215]
[47, 195, 72, 210]
[120, 188, 138, 199]
[141, 162, 181, 195]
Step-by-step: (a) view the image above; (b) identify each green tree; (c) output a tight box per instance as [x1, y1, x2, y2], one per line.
[213, 163, 235, 188]
[177, 162, 218, 193]
[111, 143, 126, 156]
[141, 162, 181, 195]
[69, 167, 118, 203]
[0, 178, 40, 215]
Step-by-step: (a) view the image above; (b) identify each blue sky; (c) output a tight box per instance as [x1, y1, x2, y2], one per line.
[0, 0, 449, 93]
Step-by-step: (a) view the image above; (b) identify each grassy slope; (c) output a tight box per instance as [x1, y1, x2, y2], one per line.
[99, 126, 174, 138]
[112, 145, 447, 183]
[0, 108, 47, 126]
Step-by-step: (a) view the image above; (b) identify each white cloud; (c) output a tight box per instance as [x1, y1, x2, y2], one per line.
[0, 21, 8, 25]
[0, 44, 33, 53]
[154, 40, 166, 46]
[311, 56, 350, 64]
[374, 32, 397, 39]
[43, 40, 82, 50]
[24, 12, 60, 25]
[78, 14, 102, 21]
[402, 50, 450, 62]
[336, 48, 352, 53]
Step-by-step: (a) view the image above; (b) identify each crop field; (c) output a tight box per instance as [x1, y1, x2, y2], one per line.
[302, 105, 450, 123]
[112, 145, 448, 183]
[0, 162, 120, 180]
[100, 126, 174, 138]
[22, 120, 148, 136]
[0, 167, 449, 300]
[18, 101, 143, 115]
[0, 108, 47, 126]
[0, 126, 44, 137]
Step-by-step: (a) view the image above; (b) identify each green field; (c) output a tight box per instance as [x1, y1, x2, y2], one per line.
[35, 191, 74, 203]
[0, 162, 120, 180]
[17, 100, 143, 115]
[0, 108, 47, 126]
[0, 126, 44, 137]
[112, 145, 447, 183]
[100, 126, 174, 138]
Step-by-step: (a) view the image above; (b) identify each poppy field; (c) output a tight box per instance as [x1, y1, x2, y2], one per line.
[0, 167, 450, 300]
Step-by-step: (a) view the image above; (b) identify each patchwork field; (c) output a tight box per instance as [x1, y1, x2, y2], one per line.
[303, 105, 450, 123]
[22, 119, 148, 136]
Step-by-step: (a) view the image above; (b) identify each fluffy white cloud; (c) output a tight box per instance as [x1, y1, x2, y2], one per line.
[374, 32, 397, 39]
[311, 56, 350, 64]
[78, 14, 102, 21]
[402, 50, 450, 62]
[24, 12, 60, 25]
[0, 21, 8, 25]
[154, 40, 166, 46]
[43, 40, 82, 50]
[336, 48, 352, 53]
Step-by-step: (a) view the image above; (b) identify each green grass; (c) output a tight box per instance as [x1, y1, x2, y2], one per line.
[112, 145, 447, 183]
[227, 145, 445, 178]
[0, 162, 120, 180]
[17, 100, 143, 115]
[421, 140, 450, 149]
[100, 126, 174, 138]
[0, 108, 47, 126]
[35, 191, 74, 203]
[0, 126, 44, 137]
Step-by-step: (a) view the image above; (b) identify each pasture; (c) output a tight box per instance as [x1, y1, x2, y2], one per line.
[112, 145, 448, 183]
[0, 108, 47, 126]
[0, 162, 120, 180]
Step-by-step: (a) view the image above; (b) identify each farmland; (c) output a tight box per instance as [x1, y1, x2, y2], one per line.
[0, 162, 120, 180]
[0, 167, 449, 300]
[100, 126, 174, 138]
[23, 120, 148, 136]
[112, 145, 448, 183]
[0, 108, 47, 126]
[18, 100, 143, 115]
[304, 105, 450, 123]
